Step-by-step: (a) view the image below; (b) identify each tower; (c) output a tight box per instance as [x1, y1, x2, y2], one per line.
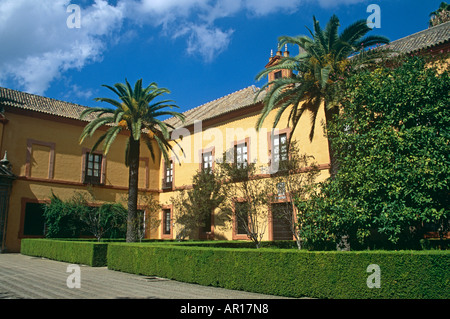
[265, 44, 293, 88]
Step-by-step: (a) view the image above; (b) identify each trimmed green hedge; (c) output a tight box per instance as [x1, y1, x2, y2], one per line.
[19, 239, 449, 298]
[21, 238, 108, 267]
[107, 243, 450, 299]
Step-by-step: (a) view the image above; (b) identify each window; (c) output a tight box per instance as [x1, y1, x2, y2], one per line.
[85, 152, 103, 184]
[274, 71, 282, 79]
[271, 202, 293, 240]
[272, 133, 288, 163]
[202, 151, 213, 172]
[163, 160, 173, 189]
[234, 142, 248, 169]
[235, 201, 249, 235]
[276, 182, 286, 200]
[23, 202, 46, 236]
[162, 209, 171, 235]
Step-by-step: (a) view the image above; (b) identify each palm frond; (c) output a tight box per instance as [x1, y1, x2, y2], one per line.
[255, 14, 390, 146]
[82, 78, 185, 174]
[93, 97, 124, 110]
[339, 19, 370, 45]
[80, 107, 114, 119]
[354, 35, 390, 49]
[325, 14, 340, 52]
[79, 116, 114, 144]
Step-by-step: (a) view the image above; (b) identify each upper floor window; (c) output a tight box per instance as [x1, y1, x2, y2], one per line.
[163, 160, 173, 189]
[202, 151, 213, 172]
[274, 71, 282, 79]
[234, 142, 248, 169]
[84, 153, 103, 184]
[272, 133, 288, 164]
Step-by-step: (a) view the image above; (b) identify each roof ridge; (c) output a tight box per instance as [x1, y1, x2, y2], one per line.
[389, 21, 450, 44]
[0, 86, 90, 109]
[180, 85, 260, 116]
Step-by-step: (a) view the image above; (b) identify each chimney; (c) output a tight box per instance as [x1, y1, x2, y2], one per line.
[283, 44, 289, 57]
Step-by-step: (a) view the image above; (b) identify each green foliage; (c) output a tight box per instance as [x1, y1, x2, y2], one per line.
[267, 141, 320, 249]
[107, 242, 450, 299]
[21, 238, 108, 267]
[217, 150, 273, 248]
[429, 2, 450, 26]
[79, 78, 185, 242]
[79, 78, 185, 165]
[296, 55, 450, 249]
[43, 192, 127, 240]
[43, 192, 87, 238]
[79, 202, 127, 241]
[171, 168, 228, 240]
[255, 14, 389, 142]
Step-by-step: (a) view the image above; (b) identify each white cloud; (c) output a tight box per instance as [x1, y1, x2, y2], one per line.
[120, 0, 306, 62]
[0, 0, 123, 95]
[244, 0, 303, 17]
[316, 0, 368, 8]
[186, 24, 234, 62]
[0, 0, 369, 95]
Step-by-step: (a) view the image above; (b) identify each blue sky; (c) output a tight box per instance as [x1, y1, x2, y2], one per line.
[0, 0, 444, 114]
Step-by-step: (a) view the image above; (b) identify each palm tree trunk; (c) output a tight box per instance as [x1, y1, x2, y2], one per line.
[126, 137, 140, 242]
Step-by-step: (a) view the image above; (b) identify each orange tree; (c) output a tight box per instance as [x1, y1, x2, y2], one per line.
[296, 55, 450, 250]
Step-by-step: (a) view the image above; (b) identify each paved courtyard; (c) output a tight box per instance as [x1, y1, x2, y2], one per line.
[0, 253, 292, 299]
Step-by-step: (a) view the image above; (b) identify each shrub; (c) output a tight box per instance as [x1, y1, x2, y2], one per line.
[43, 193, 86, 238]
[107, 243, 450, 299]
[296, 55, 450, 249]
[21, 238, 108, 267]
[43, 192, 127, 240]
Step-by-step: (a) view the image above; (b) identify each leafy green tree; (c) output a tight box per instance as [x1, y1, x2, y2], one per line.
[267, 141, 319, 249]
[132, 194, 161, 242]
[43, 192, 127, 240]
[79, 202, 127, 241]
[217, 150, 272, 248]
[296, 55, 450, 250]
[255, 15, 389, 176]
[43, 192, 87, 238]
[171, 168, 228, 241]
[80, 79, 185, 242]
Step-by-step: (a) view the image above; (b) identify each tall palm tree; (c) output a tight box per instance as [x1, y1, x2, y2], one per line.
[429, 2, 450, 26]
[255, 15, 389, 176]
[80, 79, 185, 242]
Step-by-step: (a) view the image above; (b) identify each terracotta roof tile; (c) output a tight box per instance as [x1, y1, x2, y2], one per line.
[164, 85, 266, 129]
[387, 21, 450, 53]
[0, 86, 93, 121]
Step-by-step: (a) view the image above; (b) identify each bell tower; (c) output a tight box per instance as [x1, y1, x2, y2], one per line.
[265, 44, 293, 87]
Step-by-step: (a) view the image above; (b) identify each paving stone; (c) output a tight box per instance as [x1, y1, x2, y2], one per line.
[0, 253, 291, 300]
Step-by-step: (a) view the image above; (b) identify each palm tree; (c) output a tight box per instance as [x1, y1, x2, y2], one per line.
[429, 2, 450, 27]
[80, 79, 185, 242]
[255, 15, 389, 176]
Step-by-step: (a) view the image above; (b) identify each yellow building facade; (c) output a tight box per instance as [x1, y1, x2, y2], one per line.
[0, 92, 161, 252]
[0, 80, 331, 252]
[0, 47, 331, 252]
[1, 22, 448, 252]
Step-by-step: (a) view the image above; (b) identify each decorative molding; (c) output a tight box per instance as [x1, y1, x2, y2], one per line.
[25, 139, 55, 180]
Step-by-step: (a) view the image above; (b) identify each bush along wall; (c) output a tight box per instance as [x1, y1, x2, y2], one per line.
[107, 243, 450, 299]
[21, 238, 108, 267]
